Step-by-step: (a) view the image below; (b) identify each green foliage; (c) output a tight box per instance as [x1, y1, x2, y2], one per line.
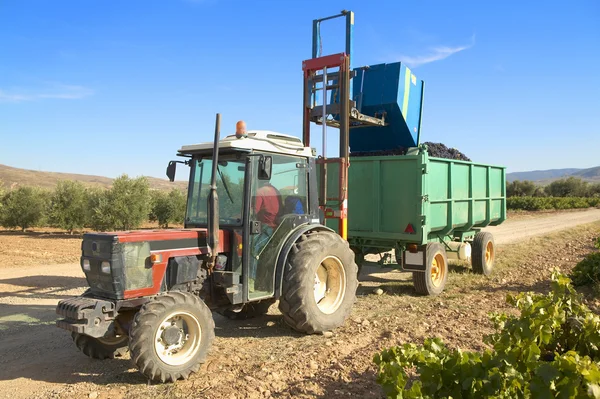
[49, 180, 88, 233]
[374, 273, 600, 398]
[507, 178, 600, 200]
[508, 197, 600, 211]
[0, 186, 49, 231]
[507, 180, 537, 197]
[85, 176, 151, 231]
[149, 188, 186, 228]
[86, 187, 114, 231]
[571, 252, 600, 291]
[546, 177, 590, 198]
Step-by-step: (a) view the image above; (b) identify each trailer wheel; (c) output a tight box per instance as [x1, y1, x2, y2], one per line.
[217, 299, 275, 320]
[71, 332, 129, 360]
[413, 242, 448, 295]
[279, 231, 358, 334]
[129, 292, 214, 383]
[472, 232, 495, 275]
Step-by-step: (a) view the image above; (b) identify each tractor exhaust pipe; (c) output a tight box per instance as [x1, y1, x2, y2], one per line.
[207, 113, 221, 271]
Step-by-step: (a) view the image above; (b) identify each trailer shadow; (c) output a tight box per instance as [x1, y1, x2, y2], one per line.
[476, 279, 552, 296]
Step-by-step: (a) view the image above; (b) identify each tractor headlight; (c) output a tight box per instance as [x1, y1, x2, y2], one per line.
[82, 259, 91, 271]
[101, 261, 111, 274]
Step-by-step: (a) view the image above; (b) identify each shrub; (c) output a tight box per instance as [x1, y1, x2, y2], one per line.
[507, 197, 600, 211]
[150, 188, 186, 228]
[49, 180, 88, 233]
[571, 252, 600, 290]
[507, 180, 537, 197]
[374, 273, 600, 398]
[0, 186, 49, 231]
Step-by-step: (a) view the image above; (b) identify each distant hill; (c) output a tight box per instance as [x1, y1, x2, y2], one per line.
[506, 168, 582, 182]
[571, 166, 600, 180]
[507, 166, 600, 183]
[0, 164, 187, 190]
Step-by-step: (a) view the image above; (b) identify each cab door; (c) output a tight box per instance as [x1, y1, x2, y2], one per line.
[247, 154, 309, 300]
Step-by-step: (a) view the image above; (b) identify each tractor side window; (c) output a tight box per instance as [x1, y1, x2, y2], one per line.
[249, 154, 309, 300]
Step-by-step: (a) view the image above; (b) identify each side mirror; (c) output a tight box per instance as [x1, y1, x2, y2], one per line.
[258, 156, 272, 180]
[166, 161, 177, 182]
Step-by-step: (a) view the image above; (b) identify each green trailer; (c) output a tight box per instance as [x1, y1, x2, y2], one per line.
[320, 145, 506, 295]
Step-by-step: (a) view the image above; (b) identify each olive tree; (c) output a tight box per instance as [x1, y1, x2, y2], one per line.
[49, 180, 88, 233]
[105, 175, 151, 231]
[1, 186, 49, 231]
[86, 176, 150, 231]
[150, 188, 186, 228]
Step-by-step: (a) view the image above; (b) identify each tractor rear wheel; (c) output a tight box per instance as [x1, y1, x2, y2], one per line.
[472, 232, 495, 275]
[413, 242, 448, 295]
[129, 291, 214, 383]
[71, 332, 128, 360]
[218, 299, 275, 320]
[279, 231, 358, 334]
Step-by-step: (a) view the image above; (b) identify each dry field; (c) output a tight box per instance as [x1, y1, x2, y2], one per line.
[0, 210, 599, 399]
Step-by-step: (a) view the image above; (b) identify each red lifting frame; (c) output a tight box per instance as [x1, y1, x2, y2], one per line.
[302, 53, 350, 240]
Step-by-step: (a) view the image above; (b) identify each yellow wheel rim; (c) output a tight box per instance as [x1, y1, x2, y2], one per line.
[430, 253, 446, 287]
[485, 241, 494, 265]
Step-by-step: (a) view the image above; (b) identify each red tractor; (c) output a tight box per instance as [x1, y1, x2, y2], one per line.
[56, 115, 358, 382]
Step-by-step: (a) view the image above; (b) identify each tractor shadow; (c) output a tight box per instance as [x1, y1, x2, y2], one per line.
[0, 275, 87, 300]
[212, 309, 304, 339]
[0, 302, 147, 387]
[0, 273, 145, 387]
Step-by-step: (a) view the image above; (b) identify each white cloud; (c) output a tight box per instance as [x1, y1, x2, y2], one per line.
[395, 35, 475, 68]
[0, 83, 94, 103]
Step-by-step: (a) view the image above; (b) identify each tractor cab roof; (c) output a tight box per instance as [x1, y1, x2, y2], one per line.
[178, 130, 315, 158]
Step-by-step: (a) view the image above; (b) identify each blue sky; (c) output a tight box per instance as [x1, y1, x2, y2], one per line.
[1, 0, 599, 178]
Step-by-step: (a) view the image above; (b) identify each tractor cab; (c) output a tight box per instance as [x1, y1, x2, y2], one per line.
[167, 130, 321, 304]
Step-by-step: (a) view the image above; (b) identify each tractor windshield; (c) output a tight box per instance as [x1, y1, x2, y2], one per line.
[186, 156, 246, 226]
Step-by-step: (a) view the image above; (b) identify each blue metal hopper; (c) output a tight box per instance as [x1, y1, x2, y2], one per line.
[349, 62, 424, 152]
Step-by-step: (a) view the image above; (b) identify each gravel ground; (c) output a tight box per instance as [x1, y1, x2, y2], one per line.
[0, 212, 599, 399]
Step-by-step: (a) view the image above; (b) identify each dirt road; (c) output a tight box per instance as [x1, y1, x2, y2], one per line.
[1, 210, 599, 399]
[484, 208, 600, 245]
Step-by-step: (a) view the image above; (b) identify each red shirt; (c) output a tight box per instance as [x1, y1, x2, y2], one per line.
[255, 184, 280, 228]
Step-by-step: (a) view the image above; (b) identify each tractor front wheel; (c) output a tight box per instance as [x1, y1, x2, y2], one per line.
[279, 231, 358, 334]
[129, 291, 214, 383]
[72, 332, 129, 360]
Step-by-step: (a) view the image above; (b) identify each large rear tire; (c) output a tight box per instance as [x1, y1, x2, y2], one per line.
[472, 232, 495, 275]
[129, 291, 214, 383]
[278, 231, 358, 334]
[413, 242, 448, 296]
[71, 332, 129, 360]
[217, 299, 275, 320]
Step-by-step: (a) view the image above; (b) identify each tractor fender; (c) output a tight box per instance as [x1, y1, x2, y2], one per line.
[274, 223, 334, 299]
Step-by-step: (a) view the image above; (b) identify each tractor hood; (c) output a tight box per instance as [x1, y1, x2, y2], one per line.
[80, 229, 230, 299]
